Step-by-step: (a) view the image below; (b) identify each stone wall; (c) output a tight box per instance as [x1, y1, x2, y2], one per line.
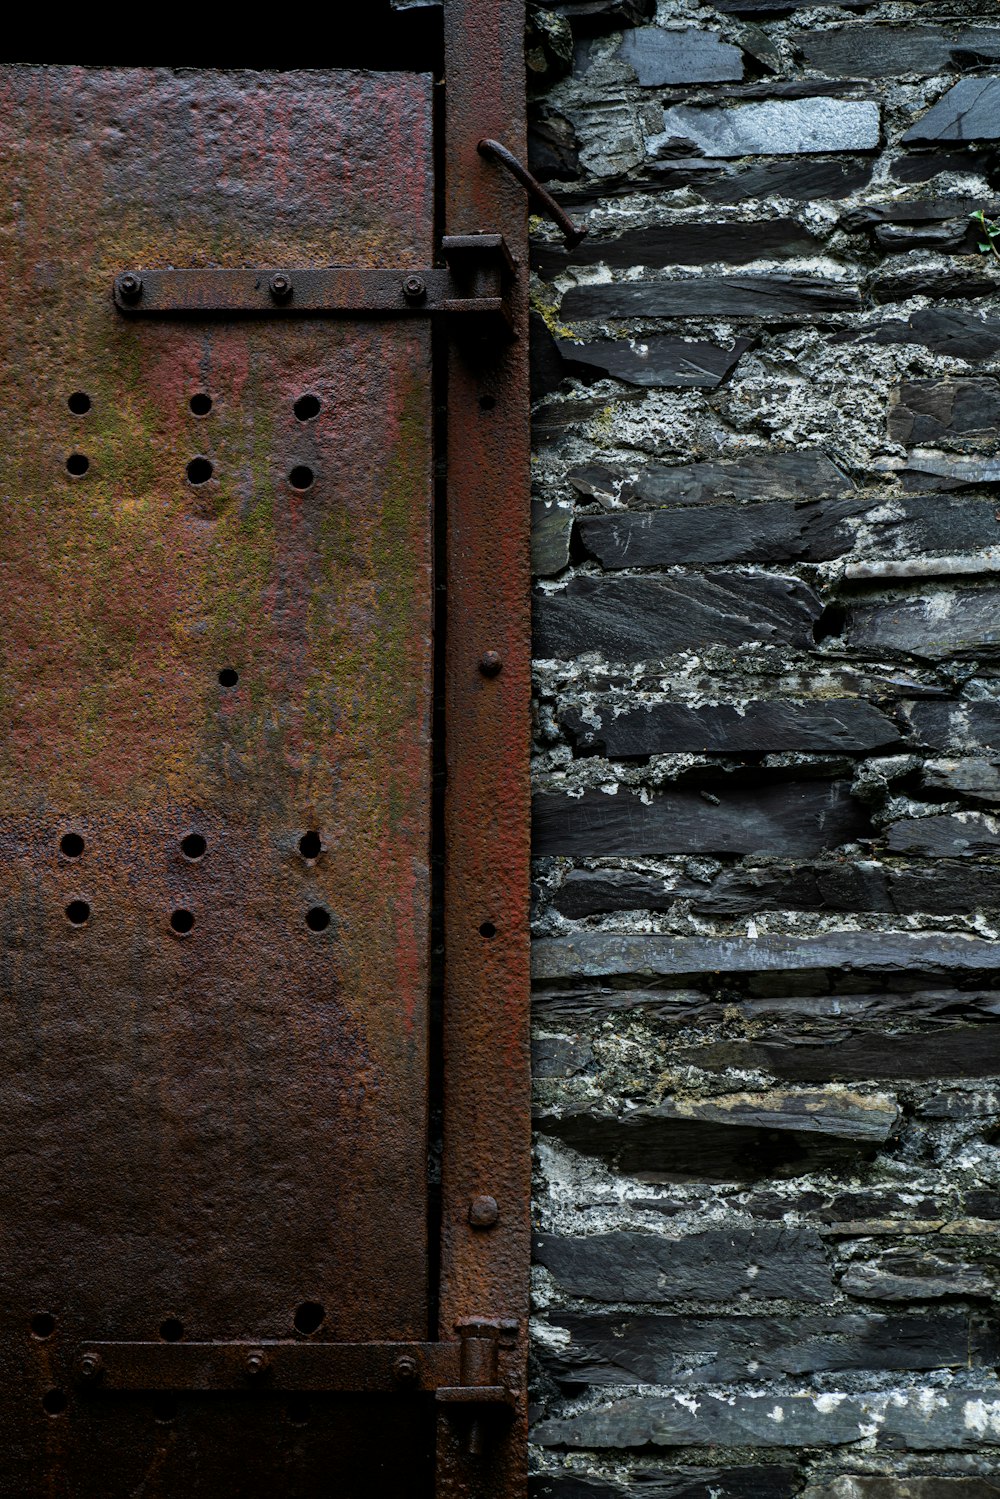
[526, 1, 1000, 1494]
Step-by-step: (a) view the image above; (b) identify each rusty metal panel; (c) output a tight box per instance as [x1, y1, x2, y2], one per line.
[438, 1, 532, 1495]
[0, 66, 435, 1495]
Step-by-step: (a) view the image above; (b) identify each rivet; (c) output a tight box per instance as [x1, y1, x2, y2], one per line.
[269, 273, 292, 302]
[246, 1349, 269, 1378]
[469, 1194, 499, 1229]
[402, 274, 427, 302]
[117, 272, 143, 303]
[393, 1354, 419, 1385]
[79, 1351, 103, 1380]
[479, 651, 503, 678]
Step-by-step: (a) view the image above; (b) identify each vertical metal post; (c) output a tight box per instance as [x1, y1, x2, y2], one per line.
[438, 0, 531, 1495]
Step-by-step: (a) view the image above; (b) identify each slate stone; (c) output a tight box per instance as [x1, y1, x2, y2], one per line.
[533, 1225, 834, 1303]
[889, 379, 1000, 450]
[540, 1308, 988, 1385]
[843, 199, 994, 231]
[533, 782, 869, 858]
[649, 1088, 902, 1140]
[805, 1481, 1000, 1499]
[538, 0, 655, 26]
[533, 1388, 1000, 1451]
[550, 862, 1000, 919]
[923, 757, 1000, 806]
[532, 1034, 594, 1079]
[873, 221, 973, 252]
[560, 276, 861, 322]
[870, 266, 1000, 306]
[533, 501, 573, 577]
[568, 451, 854, 507]
[896, 453, 1000, 490]
[617, 27, 743, 86]
[861, 309, 1000, 360]
[561, 698, 900, 757]
[577, 496, 1000, 568]
[531, 1470, 800, 1499]
[714, 0, 872, 8]
[847, 589, 1000, 662]
[686, 862, 1000, 918]
[892, 149, 1000, 184]
[538, 1101, 889, 1180]
[886, 812, 1000, 857]
[620, 157, 876, 204]
[528, 104, 581, 182]
[905, 78, 1000, 145]
[841, 1251, 998, 1302]
[534, 572, 821, 660]
[534, 220, 816, 276]
[553, 869, 679, 918]
[650, 99, 880, 159]
[675, 1023, 1000, 1085]
[799, 28, 1000, 80]
[903, 699, 1000, 752]
[553, 334, 751, 389]
[532, 931, 1000, 983]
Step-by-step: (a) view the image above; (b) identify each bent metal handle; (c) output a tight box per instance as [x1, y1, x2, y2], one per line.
[477, 137, 587, 249]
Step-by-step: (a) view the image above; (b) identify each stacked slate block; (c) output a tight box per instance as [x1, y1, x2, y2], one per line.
[527, 0, 1000, 1495]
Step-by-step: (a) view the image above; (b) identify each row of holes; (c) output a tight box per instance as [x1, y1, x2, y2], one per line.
[68, 392, 322, 423]
[31, 1304, 325, 1344]
[66, 454, 315, 491]
[59, 831, 322, 862]
[63, 902, 332, 933]
[40, 1391, 317, 1424]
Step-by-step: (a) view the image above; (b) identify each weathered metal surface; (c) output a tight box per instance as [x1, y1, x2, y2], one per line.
[0, 65, 435, 1496]
[76, 1342, 461, 1391]
[438, 0, 532, 1495]
[112, 265, 507, 318]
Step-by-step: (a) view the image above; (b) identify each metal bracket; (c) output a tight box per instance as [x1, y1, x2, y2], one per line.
[112, 236, 516, 334]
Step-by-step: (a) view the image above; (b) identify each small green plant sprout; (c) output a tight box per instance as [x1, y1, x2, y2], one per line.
[972, 208, 1000, 262]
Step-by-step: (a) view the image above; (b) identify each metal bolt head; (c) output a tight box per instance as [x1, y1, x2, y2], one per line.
[245, 1349, 269, 1378]
[402, 274, 427, 302]
[393, 1354, 419, 1385]
[117, 272, 143, 303]
[269, 273, 292, 302]
[469, 1194, 499, 1229]
[79, 1351, 103, 1380]
[478, 651, 503, 678]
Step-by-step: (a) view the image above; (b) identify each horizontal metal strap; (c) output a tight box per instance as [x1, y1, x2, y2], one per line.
[112, 267, 505, 317]
[76, 1340, 462, 1392]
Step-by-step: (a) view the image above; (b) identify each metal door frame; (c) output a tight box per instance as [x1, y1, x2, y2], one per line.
[438, 2, 531, 1494]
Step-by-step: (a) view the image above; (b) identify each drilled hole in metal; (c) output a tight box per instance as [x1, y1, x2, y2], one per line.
[180, 833, 207, 861]
[169, 909, 194, 936]
[152, 1395, 178, 1424]
[59, 832, 84, 859]
[287, 1397, 311, 1425]
[218, 668, 239, 688]
[66, 453, 89, 476]
[294, 394, 321, 422]
[186, 457, 213, 485]
[305, 906, 330, 933]
[479, 921, 497, 940]
[293, 1302, 325, 1336]
[42, 1389, 67, 1416]
[189, 393, 212, 416]
[288, 465, 314, 491]
[68, 392, 91, 415]
[479, 395, 497, 411]
[31, 1313, 56, 1340]
[298, 831, 322, 860]
[159, 1318, 184, 1342]
[65, 899, 90, 926]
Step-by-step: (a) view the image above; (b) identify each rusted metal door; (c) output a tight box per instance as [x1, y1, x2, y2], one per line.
[0, 14, 529, 1497]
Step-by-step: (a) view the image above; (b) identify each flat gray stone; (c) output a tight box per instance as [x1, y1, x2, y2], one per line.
[533, 1225, 834, 1302]
[652, 98, 881, 158]
[848, 587, 1000, 660]
[904, 77, 1000, 145]
[532, 931, 1000, 982]
[618, 27, 743, 86]
[554, 333, 751, 389]
[561, 698, 900, 756]
[561, 275, 861, 321]
[532, 501, 573, 577]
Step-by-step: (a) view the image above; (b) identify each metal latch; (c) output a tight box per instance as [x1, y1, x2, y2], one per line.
[112, 235, 516, 334]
